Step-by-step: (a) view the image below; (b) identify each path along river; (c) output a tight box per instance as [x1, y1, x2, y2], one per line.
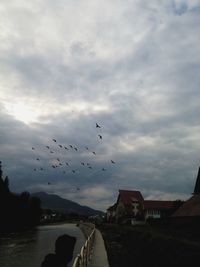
[0, 223, 85, 267]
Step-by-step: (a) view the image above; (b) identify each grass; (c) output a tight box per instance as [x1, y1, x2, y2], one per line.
[98, 223, 200, 267]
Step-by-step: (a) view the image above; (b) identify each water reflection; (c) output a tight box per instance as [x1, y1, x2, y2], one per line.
[0, 224, 85, 267]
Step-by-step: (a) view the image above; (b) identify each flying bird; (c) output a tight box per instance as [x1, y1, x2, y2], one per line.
[102, 168, 106, 171]
[98, 134, 102, 140]
[111, 160, 116, 164]
[85, 146, 89, 150]
[88, 166, 92, 169]
[72, 170, 76, 173]
[48, 182, 51, 185]
[74, 147, 78, 151]
[32, 147, 35, 150]
[40, 168, 44, 171]
[96, 123, 101, 128]
[69, 145, 73, 148]
[76, 187, 80, 191]
[92, 151, 96, 155]
[66, 162, 69, 166]
[81, 162, 85, 166]
[50, 151, 54, 153]
[36, 158, 40, 161]
[52, 139, 57, 142]
[64, 146, 69, 150]
[58, 144, 63, 148]
[57, 158, 60, 161]
[46, 146, 50, 149]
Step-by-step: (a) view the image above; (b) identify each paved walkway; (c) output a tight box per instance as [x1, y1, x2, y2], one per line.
[89, 228, 109, 267]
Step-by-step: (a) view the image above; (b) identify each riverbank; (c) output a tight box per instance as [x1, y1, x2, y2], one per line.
[0, 223, 85, 267]
[98, 223, 200, 267]
[76, 221, 95, 238]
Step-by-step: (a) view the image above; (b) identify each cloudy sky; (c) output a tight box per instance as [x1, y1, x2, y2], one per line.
[0, 0, 200, 211]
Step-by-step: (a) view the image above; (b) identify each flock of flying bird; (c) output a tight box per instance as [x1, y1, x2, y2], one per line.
[31, 123, 116, 188]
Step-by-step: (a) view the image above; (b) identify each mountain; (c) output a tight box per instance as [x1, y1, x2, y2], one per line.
[32, 192, 104, 216]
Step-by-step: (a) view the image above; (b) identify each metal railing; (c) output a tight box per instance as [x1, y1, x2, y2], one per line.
[72, 223, 95, 267]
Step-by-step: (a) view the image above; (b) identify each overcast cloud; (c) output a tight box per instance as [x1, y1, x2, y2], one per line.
[0, 0, 200, 211]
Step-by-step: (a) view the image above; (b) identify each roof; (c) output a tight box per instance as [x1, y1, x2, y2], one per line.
[172, 194, 200, 217]
[118, 190, 144, 205]
[144, 200, 174, 210]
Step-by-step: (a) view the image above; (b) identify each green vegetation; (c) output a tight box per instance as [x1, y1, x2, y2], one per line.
[0, 161, 42, 232]
[98, 223, 200, 267]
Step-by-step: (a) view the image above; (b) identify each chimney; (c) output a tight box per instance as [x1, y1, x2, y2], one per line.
[193, 167, 200, 194]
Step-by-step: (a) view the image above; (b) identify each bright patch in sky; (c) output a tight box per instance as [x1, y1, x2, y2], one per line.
[4, 102, 40, 124]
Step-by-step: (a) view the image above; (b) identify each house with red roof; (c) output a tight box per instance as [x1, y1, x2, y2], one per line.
[106, 190, 183, 224]
[115, 190, 144, 223]
[143, 200, 175, 220]
[172, 167, 200, 220]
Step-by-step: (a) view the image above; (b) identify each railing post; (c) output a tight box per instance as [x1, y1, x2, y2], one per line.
[72, 222, 95, 267]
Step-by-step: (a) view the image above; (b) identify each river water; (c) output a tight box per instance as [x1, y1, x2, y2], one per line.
[0, 223, 85, 267]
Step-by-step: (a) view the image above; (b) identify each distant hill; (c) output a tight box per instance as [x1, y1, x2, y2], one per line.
[32, 192, 104, 216]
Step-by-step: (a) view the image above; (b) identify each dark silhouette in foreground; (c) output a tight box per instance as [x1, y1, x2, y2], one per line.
[41, 234, 76, 267]
[0, 161, 41, 232]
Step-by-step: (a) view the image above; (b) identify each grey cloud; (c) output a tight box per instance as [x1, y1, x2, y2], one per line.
[0, 0, 200, 210]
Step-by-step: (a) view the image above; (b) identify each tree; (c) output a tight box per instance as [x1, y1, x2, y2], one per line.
[4, 176, 10, 193]
[0, 161, 5, 194]
[0, 162, 42, 232]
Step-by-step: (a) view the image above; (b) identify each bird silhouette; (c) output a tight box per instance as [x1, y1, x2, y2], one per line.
[52, 139, 56, 142]
[52, 165, 56, 168]
[46, 146, 50, 149]
[76, 187, 80, 191]
[81, 162, 85, 166]
[92, 151, 96, 155]
[58, 144, 62, 148]
[85, 146, 89, 150]
[57, 158, 60, 161]
[88, 166, 92, 169]
[32, 147, 35, 150]
[50, 151, 54, 153]
[102, 168, 106, 171]
[72, 170, 76, 173]
[98, 134, 102, 140]
[66, 162, 69, 166]
[69, 145, 73, 148]
[64, 146, 69, 150]
[111, 160, 116, 164]
[48, 182, 51, 185]
[96, 123, 101, 128]
[33, 168, 36, 171]
[74, 147, 78, 151]
[40, 167, 44, 171]
[86, 163, 90, 166]
[36, 158, 40, 161]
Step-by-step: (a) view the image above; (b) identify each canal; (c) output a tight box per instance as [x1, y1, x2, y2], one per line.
[0, 223, 85, 267]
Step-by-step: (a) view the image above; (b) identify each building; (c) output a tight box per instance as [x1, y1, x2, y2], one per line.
[106, 203, 117, 223]
[143, 200, 175, 220]
[172, 167, 200, 221]
[106, 190, 183, 224]
[115, 190, 144, 223]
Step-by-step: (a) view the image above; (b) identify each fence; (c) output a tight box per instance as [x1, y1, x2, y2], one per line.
[72, 223, 95, 267]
